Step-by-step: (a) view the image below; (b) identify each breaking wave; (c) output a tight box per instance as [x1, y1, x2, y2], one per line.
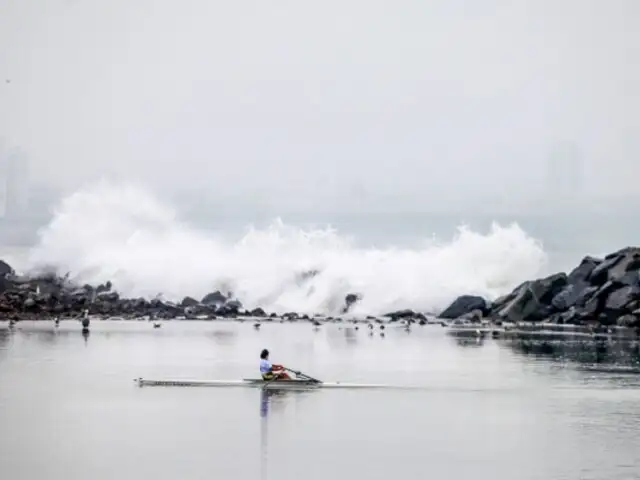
[22, 182, 548, 315]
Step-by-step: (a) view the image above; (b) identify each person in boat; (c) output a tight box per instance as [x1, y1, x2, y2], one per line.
[260, 349, 292, 380]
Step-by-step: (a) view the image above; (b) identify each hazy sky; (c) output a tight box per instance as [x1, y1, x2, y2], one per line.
[1, 0, 639, 213]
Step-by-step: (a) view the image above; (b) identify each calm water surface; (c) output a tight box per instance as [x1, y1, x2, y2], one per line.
[1, 320, 640, 480]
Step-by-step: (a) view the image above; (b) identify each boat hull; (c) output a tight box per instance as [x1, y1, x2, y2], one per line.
[134, 378, 393, 389]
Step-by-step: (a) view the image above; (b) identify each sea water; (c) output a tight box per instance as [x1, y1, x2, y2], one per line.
[1, 320, 640, 480]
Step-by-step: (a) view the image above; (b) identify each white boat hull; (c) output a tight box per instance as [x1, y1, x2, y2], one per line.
[135, 377, 394, 389]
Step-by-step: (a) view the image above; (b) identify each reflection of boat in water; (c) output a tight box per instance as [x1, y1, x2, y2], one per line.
[259, 388, 311, 480]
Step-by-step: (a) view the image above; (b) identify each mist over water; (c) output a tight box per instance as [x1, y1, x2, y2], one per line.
[18, 182, 548, 315]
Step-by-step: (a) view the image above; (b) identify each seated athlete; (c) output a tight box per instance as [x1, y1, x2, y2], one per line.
[260, 349, 292, 380]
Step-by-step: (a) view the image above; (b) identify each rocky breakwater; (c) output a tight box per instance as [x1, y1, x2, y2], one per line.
[440, 246, 640, 330]
[0, 259, 268, 321]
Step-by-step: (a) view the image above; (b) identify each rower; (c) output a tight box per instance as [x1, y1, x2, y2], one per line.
[260, 349, 291, 380]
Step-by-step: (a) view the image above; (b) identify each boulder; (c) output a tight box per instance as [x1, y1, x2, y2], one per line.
[383, 309, 416, 320]
[181, 296, 199, 307]
[459, 308, 483, 323]
[0, 260, 14, 277]
[342, 293, 362, 313]
[23, 298, 36, 309]
[496, 273, 567, 322]
[97, 291, 119, 302]
[249, 307, 266, 317]
[616, 314, 640, 328]
[439, 295, 488, 319]
[567, 256, 601, 284]
[217, 300, 241, 316]
[589, 247, 640, 286]
[604, 284, 640, 311]
[201, 291, 227, 306]
[551, 281, 591, 311]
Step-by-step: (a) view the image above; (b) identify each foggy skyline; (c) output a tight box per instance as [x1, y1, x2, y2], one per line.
[1, 0, 639, 216]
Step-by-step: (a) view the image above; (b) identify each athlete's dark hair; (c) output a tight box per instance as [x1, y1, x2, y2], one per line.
[260, 349, 269, 359]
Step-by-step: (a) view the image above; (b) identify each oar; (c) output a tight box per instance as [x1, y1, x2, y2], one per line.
[284, 367, 321, 383]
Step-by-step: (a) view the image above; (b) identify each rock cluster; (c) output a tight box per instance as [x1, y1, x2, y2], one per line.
[6, 246, 640, 328]
[0, 260, 272, 321]
[439, 246, 640, 328]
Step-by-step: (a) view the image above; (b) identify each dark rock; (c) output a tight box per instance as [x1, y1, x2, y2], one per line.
[568, 256, 601, 284]
[496, 273, 568, 322]
[217, 301, 241, 317]
[574, 285, 600, 308]
[384, 309, 416, 320]
[604, 285, 640, 311]
[0, 260, 14, 277]
[97, 291, 119, 302]
[96, 281, 112, 294]
[250, 307, 266, 317]
[181, 296, 199, 307]
[589, 247, 640, 286]
[616, 314, 640, 328]
[589, 255, 624, 286]
[490, 281, 530, 313]
[459, 309, 484, 323]
[617, 270, 640, 287]
[201, 291, 227, 306]
[343, 293, 362, 313]
[226, 299, 242, 309]
[439, 295, 488, 319]
[23, 298, 36, 309]
[551, 281, 590, 311]
[581, 281, 619, 317]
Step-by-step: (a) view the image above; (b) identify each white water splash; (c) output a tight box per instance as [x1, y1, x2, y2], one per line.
[22, 181, 548, 315]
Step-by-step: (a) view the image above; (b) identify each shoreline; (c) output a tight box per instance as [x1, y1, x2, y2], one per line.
[2, 245, 640, 336]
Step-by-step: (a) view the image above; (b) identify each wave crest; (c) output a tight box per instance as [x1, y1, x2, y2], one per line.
[23, 181, 548, 315]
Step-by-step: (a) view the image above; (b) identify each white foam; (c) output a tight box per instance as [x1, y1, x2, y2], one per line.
[21, 181, 549, 315]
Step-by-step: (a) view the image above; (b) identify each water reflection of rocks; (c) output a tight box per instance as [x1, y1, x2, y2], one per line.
[506, 337, 640, 368]
[448, 322, 640, 369]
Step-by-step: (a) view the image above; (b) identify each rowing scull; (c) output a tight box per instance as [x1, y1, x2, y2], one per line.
[135, 377, 396, 389]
